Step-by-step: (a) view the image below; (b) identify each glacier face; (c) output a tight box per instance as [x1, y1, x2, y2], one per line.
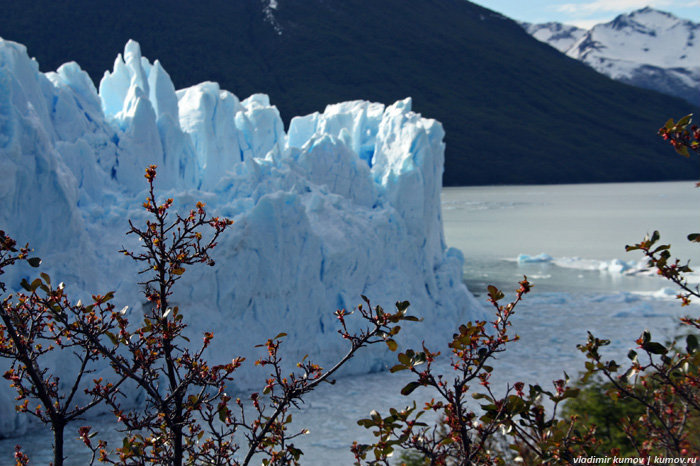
[0, 38, 480, 437]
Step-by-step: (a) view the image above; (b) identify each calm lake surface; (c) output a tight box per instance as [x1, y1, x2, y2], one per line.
[444, 181, 700, 293]
[2, 181, 698, 465]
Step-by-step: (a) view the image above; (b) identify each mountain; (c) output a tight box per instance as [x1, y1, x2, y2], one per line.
[523, 8, 700, 106]
[523, 22, 587, 53]
[0, 0, 697, 185]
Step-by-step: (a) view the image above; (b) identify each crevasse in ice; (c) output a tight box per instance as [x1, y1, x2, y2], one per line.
[0, 38, 481, 437]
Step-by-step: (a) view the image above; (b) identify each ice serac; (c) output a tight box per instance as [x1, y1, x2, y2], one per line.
[0, 38, 481, 436]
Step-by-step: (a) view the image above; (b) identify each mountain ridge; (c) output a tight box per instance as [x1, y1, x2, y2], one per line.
[0, 0, 697, 185]
[523, 7, 700, 107]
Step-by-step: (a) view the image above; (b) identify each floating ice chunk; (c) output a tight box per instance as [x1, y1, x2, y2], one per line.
[540, 256, 641, 274]
[600, 258, 635, 274]
[526, 292, 571, 305]
[652, 287, 678, 299]
[517, 253, 554, 263]
[590, 292, 640, 304]
[611, 302, 657, 318]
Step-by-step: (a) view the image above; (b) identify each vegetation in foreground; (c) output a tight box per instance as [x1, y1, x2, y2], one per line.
[1, 165, 417, 466]
[353, 116, 700, 465]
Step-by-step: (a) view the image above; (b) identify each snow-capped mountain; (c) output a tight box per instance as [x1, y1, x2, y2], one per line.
[523, 22, 587, 53]
[523, 8, 700, 105]
[0, 37, 480, 436]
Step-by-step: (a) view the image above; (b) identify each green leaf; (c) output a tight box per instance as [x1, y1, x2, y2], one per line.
[402, 315, 422, 322]
[273, 332, 287, 340]
[390, 364, 406, 373]
[505, 395, 526, 414]
[385, 339, 398, 351]
[401, 381, 421, 396]
[439, 436, 455, 446]
[643, 341, 668, 355]
[560, 388, 580, 400]
[356, 418, 372, 428]
[106, 332, 119, 345]
[676, 145, 690, 158]
[27, 257, 41, 268]
[608, 388, 620, 401]
[395, 300, 410, 312]
[652, 244, 671, 253]
[487, 285, 504, 301]
[172, 267, 186, 275]
[480, 403, 497, 413]
[687, 334, 698, 354]
[651, 231, 660, 244]
[677, 114, 692, 127]
[664, 118, 675, 129]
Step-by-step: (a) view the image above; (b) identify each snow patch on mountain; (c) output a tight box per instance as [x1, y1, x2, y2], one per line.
[0, 38, 481, 437]
[262, 0, 283, 35]
[522, 22, 586, 53]
[523, 8, 700, 105]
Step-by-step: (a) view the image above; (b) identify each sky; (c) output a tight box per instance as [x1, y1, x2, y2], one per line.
[469, 0, 700, 28]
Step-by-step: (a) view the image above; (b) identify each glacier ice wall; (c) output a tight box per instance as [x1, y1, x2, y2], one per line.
[0, 38, 481, 437]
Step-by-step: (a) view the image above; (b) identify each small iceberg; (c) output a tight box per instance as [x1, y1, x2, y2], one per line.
[517, 253, 553, 264]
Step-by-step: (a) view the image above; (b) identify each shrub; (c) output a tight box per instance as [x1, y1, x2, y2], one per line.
[353, 115, 700, 465]
[1, 166, 417, 466]
[561, 377, 645, 456]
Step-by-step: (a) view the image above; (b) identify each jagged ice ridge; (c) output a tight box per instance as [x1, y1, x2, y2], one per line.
[0, 38, 480, 437]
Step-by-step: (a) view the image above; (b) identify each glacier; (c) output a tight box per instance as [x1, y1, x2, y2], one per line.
[0, 38, 481, 437]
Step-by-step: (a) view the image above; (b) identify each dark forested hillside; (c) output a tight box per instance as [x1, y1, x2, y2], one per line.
[2, 0, 697, 185]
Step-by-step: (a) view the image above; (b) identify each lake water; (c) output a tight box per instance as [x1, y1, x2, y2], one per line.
[2, 181, 699, 465]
